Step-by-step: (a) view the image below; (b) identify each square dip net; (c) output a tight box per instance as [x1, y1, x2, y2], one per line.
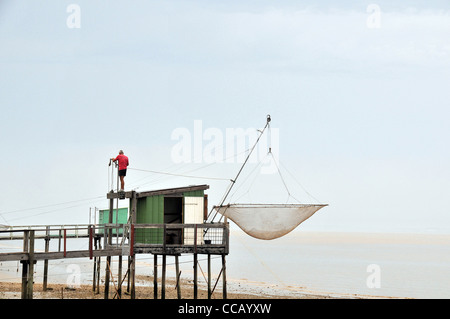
[214, 204, 327, 240]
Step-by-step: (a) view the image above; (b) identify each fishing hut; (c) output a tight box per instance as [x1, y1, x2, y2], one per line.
[101, 184, 229, 299]
[0, 115, 326, 299]
[0, 184, 229, 300]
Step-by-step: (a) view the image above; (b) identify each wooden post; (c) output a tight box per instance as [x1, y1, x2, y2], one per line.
[20, 230, 29, 299]
[207, 254, 212, 299]
[105, 193, 114, 299]
[130, 191, 137, 299]
[127, 256, 131, 294]
[153, 254, 158, 299]
[26, 230, 35, 299]
[175, 255, 181, 299]
[161, 254, 166, 299]
[129, 254, 135, 299]
[96, 237, 101, 294]
[118, 255, 122, 298]
[93, 237, 98, 293]
[43, 226, 50, 291]
[222, 254, 227, 299]
[63, 229, 67, 258]
[193, 253, 198, 299]
[58, 229, 61, 252]
[88, 225, 93, 260]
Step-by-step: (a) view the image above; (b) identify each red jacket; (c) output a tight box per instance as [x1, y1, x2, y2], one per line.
[114, 154, 129, 170]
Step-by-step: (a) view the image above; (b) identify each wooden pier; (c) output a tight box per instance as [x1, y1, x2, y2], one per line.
[0, 187, 230, 299]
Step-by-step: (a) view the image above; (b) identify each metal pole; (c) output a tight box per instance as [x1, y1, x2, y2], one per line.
[208, 115, 271, 222]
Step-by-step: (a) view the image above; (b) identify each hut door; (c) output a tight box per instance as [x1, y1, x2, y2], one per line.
[183, 196, 204, 245]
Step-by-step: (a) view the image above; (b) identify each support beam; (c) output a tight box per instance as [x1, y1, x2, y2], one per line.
[153, 254, 158, 299]
[43, 226, 50, 291]
[92, 237, 98, 293]
[193, 253, 198, 299]
[105, 193, 114, 299]
[26, 231, 35, 299]
[208, 254, 212, 299]
[118, 255, 122, 298]
[222, 254, 227, 299]
[175, 255, 181, 299]
[162, 254, 166, 299]
[20, 231, 29, 299]
[130, 191, 137, 299]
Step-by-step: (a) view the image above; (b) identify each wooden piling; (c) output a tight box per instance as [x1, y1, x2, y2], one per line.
[92, 237, 98, 293]
[105, 193, 114, 299]
[20, 230, 29, 299]
[43, 226, 50, 291]
[118, 255, 123, 298]
[129, 255, 135, 299]
[207, 254, 212, 299]
[222, 254, 227, 299]
[161, 254, 166, 299]
[175, 255, 181, 299]
[130, 191, 137, 299]
[26, 230, 35, 299]
[153, 254, 158, 299]
[193, 253, 198, 299]
[95, 237, 101, 294]
[126, 256, 131, 294]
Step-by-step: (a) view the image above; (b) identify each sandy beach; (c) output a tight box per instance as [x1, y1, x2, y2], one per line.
[0, 274, 340, 299]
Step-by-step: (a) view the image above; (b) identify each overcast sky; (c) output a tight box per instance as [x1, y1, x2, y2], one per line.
[1, 1, 449, 234]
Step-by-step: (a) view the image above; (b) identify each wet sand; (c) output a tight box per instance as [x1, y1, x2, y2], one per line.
[0, 274, 339, 299]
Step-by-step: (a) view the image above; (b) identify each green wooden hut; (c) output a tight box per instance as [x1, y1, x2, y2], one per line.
[98, 207, 128, 234]
[134, 185, 209, 244]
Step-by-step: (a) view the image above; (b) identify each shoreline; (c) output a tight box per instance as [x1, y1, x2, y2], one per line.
[0, 274, 401, 299]
[0, 277, 336, 300]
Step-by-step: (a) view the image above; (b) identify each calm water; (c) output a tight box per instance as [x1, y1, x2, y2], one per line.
[1, 231, 449, 298]
[224, 231, 450, 298]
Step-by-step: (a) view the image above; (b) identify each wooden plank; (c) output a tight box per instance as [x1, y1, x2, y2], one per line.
[0, 252, 28, 262]
[0, 248, 125, 262]
[1, 244, 227, 262]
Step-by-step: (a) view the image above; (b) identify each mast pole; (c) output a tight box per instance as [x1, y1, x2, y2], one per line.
[208, 115, 271, 222]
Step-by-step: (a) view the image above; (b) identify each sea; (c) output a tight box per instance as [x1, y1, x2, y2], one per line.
[1, 230, 449, 299]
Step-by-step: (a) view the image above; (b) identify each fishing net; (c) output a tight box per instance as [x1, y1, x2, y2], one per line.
[214, 204, 327, 240]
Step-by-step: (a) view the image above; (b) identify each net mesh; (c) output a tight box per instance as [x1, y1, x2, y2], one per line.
[214, 204, 327, 240]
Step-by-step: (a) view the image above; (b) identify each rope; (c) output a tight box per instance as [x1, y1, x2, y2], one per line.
[278, 159, 323, 204]
[0, 196, 105, 217]
[269, 151, 302, 204]
[127, 167, 231, 181]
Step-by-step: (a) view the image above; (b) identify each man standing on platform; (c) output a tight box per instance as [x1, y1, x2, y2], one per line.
[111, 150, 129, 191]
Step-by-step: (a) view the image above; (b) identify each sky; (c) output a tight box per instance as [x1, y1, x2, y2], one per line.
[1, 0, 450, 234]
